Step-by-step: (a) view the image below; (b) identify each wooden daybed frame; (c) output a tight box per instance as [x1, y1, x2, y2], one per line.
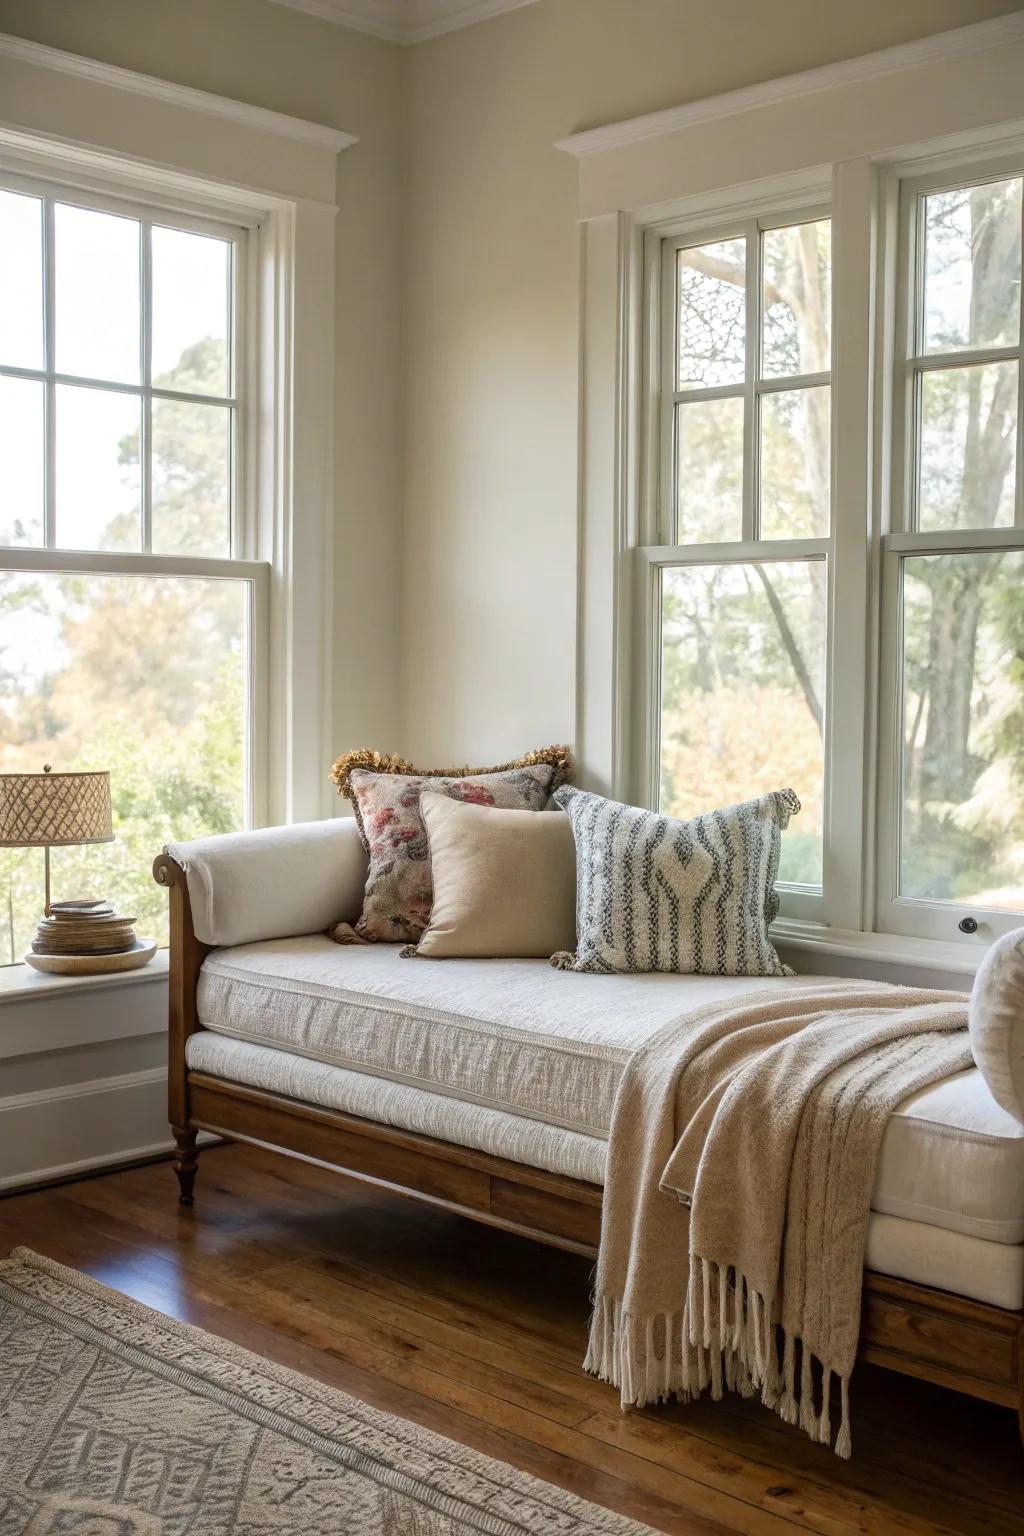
[153, 852, 1024, 1443]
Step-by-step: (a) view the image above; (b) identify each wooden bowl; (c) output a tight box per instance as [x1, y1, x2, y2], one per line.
[24, 938, 159, 976]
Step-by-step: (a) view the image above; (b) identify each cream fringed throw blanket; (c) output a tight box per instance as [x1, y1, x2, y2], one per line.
[587, 982, 972, 1458]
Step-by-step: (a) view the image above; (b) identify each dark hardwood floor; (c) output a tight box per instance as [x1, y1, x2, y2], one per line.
[1, 1142, 1021, 1534]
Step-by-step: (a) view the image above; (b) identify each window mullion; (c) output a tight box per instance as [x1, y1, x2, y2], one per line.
[909, 192, 927, 536]
[888, 525, 1024, 555]
[670, 381, 745, 405]
[911, 189, 926, 368]
[756, 370, 831, 395]
[828, 155, 878, 932]
[147, 384, 235, 409]
[741, 219, 758, 541]
[911, 342, 1020, 372]
[909, 363, 922, 537]
[662, 240, 678, 543]
[229, 239, 239, 558]
[642, 537, 828, 567]
[42, 196, 56, 550]
[1017, 185, 1024, 528]
[141, 222, 153, 554]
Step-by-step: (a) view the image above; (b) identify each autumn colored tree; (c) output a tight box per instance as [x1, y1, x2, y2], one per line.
[0, 338, 243, 959]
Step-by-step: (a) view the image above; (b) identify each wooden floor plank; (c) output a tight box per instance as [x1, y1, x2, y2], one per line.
[1, 1141, 1021, 1536]
[248, 1258, 610, 1407]
[657, 1381, 1024, 1527]
[584, 1407, 1016, 1536]
[296, 1247, 588, 1369]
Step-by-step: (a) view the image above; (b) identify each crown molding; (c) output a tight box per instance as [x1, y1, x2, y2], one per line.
[555, 12, 1024, 158]
[270, 0, 403, 41]
[0, 33, 358, 153]
[268, 0, 539, 45]
[405, 0, 539, 44]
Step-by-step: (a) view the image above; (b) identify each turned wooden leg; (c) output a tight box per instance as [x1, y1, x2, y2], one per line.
[172, 1125, 199, 1207]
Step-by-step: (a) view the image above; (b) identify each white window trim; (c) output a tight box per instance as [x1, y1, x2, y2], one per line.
[566, 13, 1024, 984]
[577, 171, 840, 876]
[0, 169, 273, 827]
[0, 156, 279, 834]
[639, 201, 832, 924]
[0, 59, 347, 834]
[873, 151, 1024, 946]
[576, 132, 1024, 980]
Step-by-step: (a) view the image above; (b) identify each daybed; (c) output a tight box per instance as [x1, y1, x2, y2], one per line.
[153, 819, 1024, 1442]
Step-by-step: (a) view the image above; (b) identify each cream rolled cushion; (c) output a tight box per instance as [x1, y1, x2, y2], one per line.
[410, 794, 577, 959]
[165, 818, 368, 947]
[969, 928, 1024, 1126]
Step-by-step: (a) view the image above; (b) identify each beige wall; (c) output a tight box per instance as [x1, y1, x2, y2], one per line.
[0, 0, 407, 765]
[3, 0, 1023, 776]
[401, 0, 1024, 765]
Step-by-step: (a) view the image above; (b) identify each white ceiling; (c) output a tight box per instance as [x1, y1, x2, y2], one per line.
[268, 0, 540, 45]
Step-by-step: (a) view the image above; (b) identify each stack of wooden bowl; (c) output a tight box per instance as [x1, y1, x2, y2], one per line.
[31, 899, 139, 958]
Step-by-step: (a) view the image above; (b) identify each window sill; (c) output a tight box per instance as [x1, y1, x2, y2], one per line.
[0, 950, 169, 1004]
[772, 920, 984, 978]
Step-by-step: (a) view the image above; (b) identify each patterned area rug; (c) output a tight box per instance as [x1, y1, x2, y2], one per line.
[0, 1248, 655, 1535]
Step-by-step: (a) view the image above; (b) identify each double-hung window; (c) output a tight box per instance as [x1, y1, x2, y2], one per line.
[636, 153, 1024, 952]
[878, 164, 1024, 940]
[0, 175, 267, 961]
[649, 212, 832, 908]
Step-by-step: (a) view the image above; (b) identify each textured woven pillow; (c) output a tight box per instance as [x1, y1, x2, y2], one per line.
[969, 928, 1024, 1126]
[551, 784, 800, 977]
[328, 746, 573, 944]
[402, 795, 577, 959]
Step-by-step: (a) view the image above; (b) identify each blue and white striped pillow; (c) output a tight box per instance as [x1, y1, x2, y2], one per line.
[551, 785, 800, 977]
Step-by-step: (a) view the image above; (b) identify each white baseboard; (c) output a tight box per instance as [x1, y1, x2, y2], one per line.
[0, 1065, 214, 1192]
[0, 1132, 219, 1193]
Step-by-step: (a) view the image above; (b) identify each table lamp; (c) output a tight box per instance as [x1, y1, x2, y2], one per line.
[0, 765, 154, 974]
[0, 766, 113, 913]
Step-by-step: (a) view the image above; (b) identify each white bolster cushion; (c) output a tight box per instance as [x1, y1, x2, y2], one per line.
[164, 819, 368, 948]
[969, 928, 1024, 1126]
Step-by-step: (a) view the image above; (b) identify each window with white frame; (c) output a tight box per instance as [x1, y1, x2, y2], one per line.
[878, 163, 1024, 939]
[0, 174, 267, 961]
[639, 157, 1024, 947]
[652, 211, 832, 896]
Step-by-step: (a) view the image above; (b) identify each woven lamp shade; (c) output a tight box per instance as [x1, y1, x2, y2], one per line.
[0, 770, 113, 848]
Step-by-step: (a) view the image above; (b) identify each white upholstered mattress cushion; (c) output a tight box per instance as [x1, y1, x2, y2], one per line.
[195, 937, 1024, 1245]
[872, 1069, 1024, 1242]
[196, 936, 821, 1137]
[188, 1030, 608, 1185]
[186, 1032, 1024, 1311]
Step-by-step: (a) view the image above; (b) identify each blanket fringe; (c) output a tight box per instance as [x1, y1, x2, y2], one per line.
[777, 1331, 798, 1424]
[836, 1377, 852, 1459]
[587, 1261, 853, 1459]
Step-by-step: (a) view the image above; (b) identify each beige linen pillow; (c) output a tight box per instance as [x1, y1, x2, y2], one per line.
[403, 794, 577, 959]
[327, 744, 573, 943]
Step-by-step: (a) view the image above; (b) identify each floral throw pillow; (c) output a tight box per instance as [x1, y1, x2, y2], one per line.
[328, 746, 573, 944]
